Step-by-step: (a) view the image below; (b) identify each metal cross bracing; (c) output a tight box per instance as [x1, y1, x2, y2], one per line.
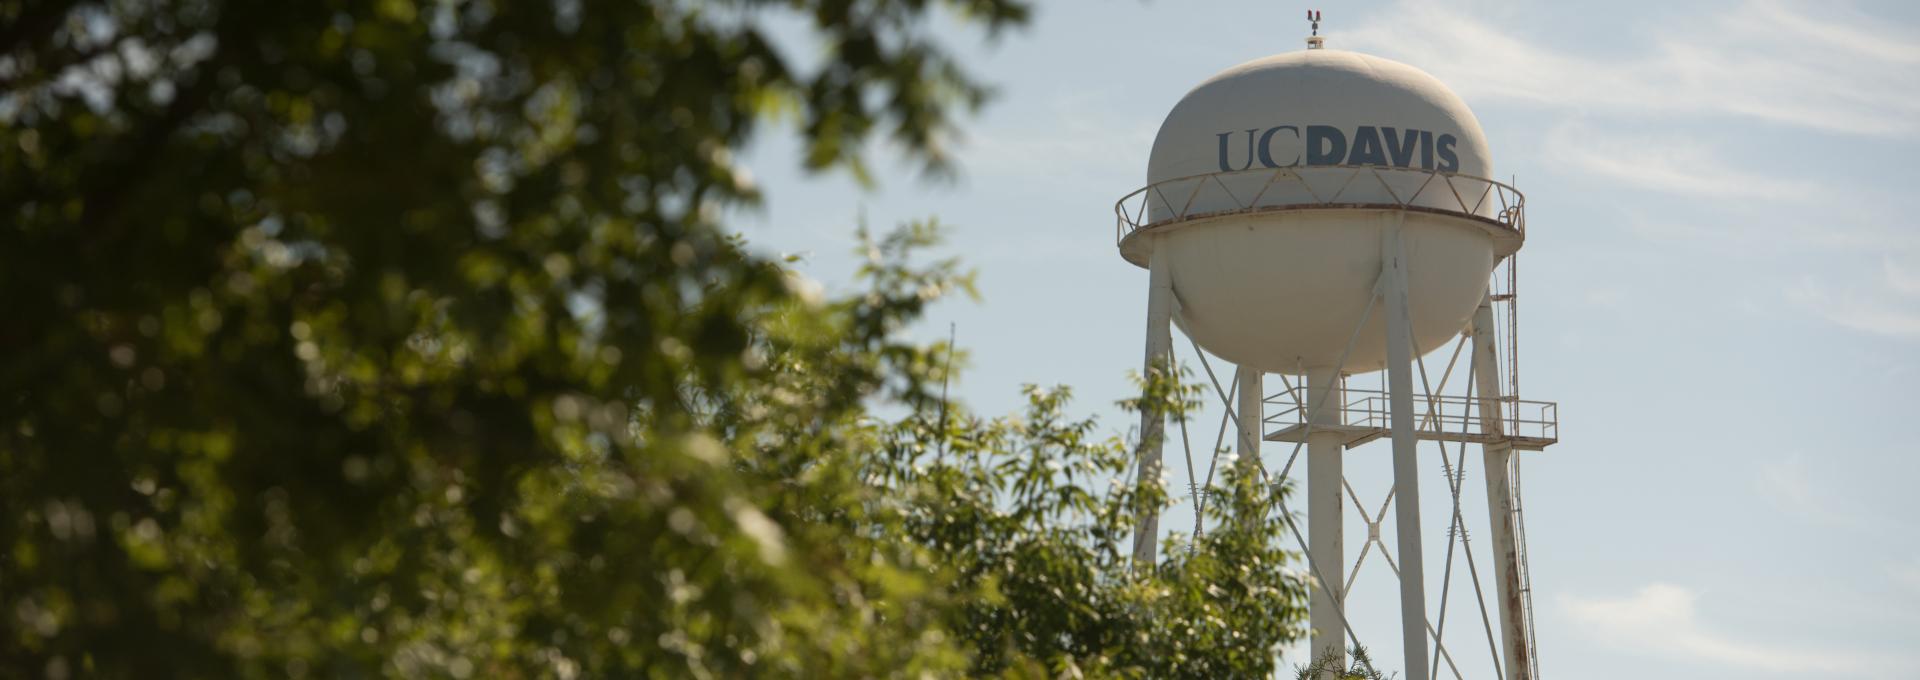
[1255, 265, 1557, 453]
[1172, 335, 1486, 680]
[1161, 264, 1553, 680]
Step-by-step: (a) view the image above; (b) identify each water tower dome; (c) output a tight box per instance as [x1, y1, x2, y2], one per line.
[1118, 48, 1525, 372]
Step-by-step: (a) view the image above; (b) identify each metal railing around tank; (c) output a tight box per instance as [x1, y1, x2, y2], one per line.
[1113, 164, 1526, 245]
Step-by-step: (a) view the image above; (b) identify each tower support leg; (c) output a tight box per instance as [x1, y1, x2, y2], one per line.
[1382, 217, 1432, 680]
[1131, 242, 1174, 572]
[1236, 366, 1263, 473]
[1472, 293, 1532, 679]
[1306, 366, 1345, 674]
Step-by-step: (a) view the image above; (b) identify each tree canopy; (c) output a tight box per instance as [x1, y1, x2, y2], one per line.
[1, 1, 1312, 677]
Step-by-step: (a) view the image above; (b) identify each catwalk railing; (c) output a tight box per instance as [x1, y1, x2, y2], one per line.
[1114, 164, 1526, 244]
[1263, 387, 1559, 450]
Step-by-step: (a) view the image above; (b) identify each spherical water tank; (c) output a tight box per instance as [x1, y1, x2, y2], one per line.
[1119, 48, 1525, 373]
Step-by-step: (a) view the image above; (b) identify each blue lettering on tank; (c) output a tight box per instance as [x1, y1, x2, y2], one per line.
[1211, 125, 1464, 172]
[1306, 125, 1347, 166]
[1216, 129, 1258, 172]
[1383, 127, 1419, 168]
[1347, 125, 1387, 166]
[1257, 125, 1302, 168]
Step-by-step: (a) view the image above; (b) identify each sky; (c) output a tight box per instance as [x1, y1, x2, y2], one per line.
[729, 1, 1920, 677]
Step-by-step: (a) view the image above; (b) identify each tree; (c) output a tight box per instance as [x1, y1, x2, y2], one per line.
[1295, 646, 1395, 680]
[1, 1, 1308, 677]
[869, 349, 1309, 678]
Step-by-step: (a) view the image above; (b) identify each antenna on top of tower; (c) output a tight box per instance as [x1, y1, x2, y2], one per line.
[1306, 10, 1325, 49]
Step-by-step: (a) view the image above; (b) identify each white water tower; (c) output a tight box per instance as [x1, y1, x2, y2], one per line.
[1117, 14, 1557, 680]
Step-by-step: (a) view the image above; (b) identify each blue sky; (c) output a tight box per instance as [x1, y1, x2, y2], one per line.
[732, 1, 1920, 677]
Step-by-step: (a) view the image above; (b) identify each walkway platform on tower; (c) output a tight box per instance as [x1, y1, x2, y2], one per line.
[1262, 388, 1558, 451]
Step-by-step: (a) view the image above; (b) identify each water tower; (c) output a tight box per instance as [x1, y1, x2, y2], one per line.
[1115, 14, 1558, 680]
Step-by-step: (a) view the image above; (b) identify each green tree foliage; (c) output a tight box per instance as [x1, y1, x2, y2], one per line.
[1294, 646, 1394, 680]
[874, 357, 1310, 678]
[1, 0, 1308, 677]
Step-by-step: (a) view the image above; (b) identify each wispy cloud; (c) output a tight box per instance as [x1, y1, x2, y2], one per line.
[1892, 558, 1920, 597]
[1345, 0, 1920, 137]
[1562, 583, 1915, 675]
[1787, 256, 1920, 340]
[959, 90, 1156, 190]
[1347, 0, 1920, 289]
[1885, 256, 1920, 297]
[1754, 455, 1883, 529]
[1543, 122, 1822, 202]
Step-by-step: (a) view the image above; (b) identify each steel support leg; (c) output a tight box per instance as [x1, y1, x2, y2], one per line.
[1382, 217, 1432, 680]
[1473, 293, 1531, 680]
[1307, 366, 1346, 675]
[1132, 242, 1174, 572]
[1236, 366, 1262, 474]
